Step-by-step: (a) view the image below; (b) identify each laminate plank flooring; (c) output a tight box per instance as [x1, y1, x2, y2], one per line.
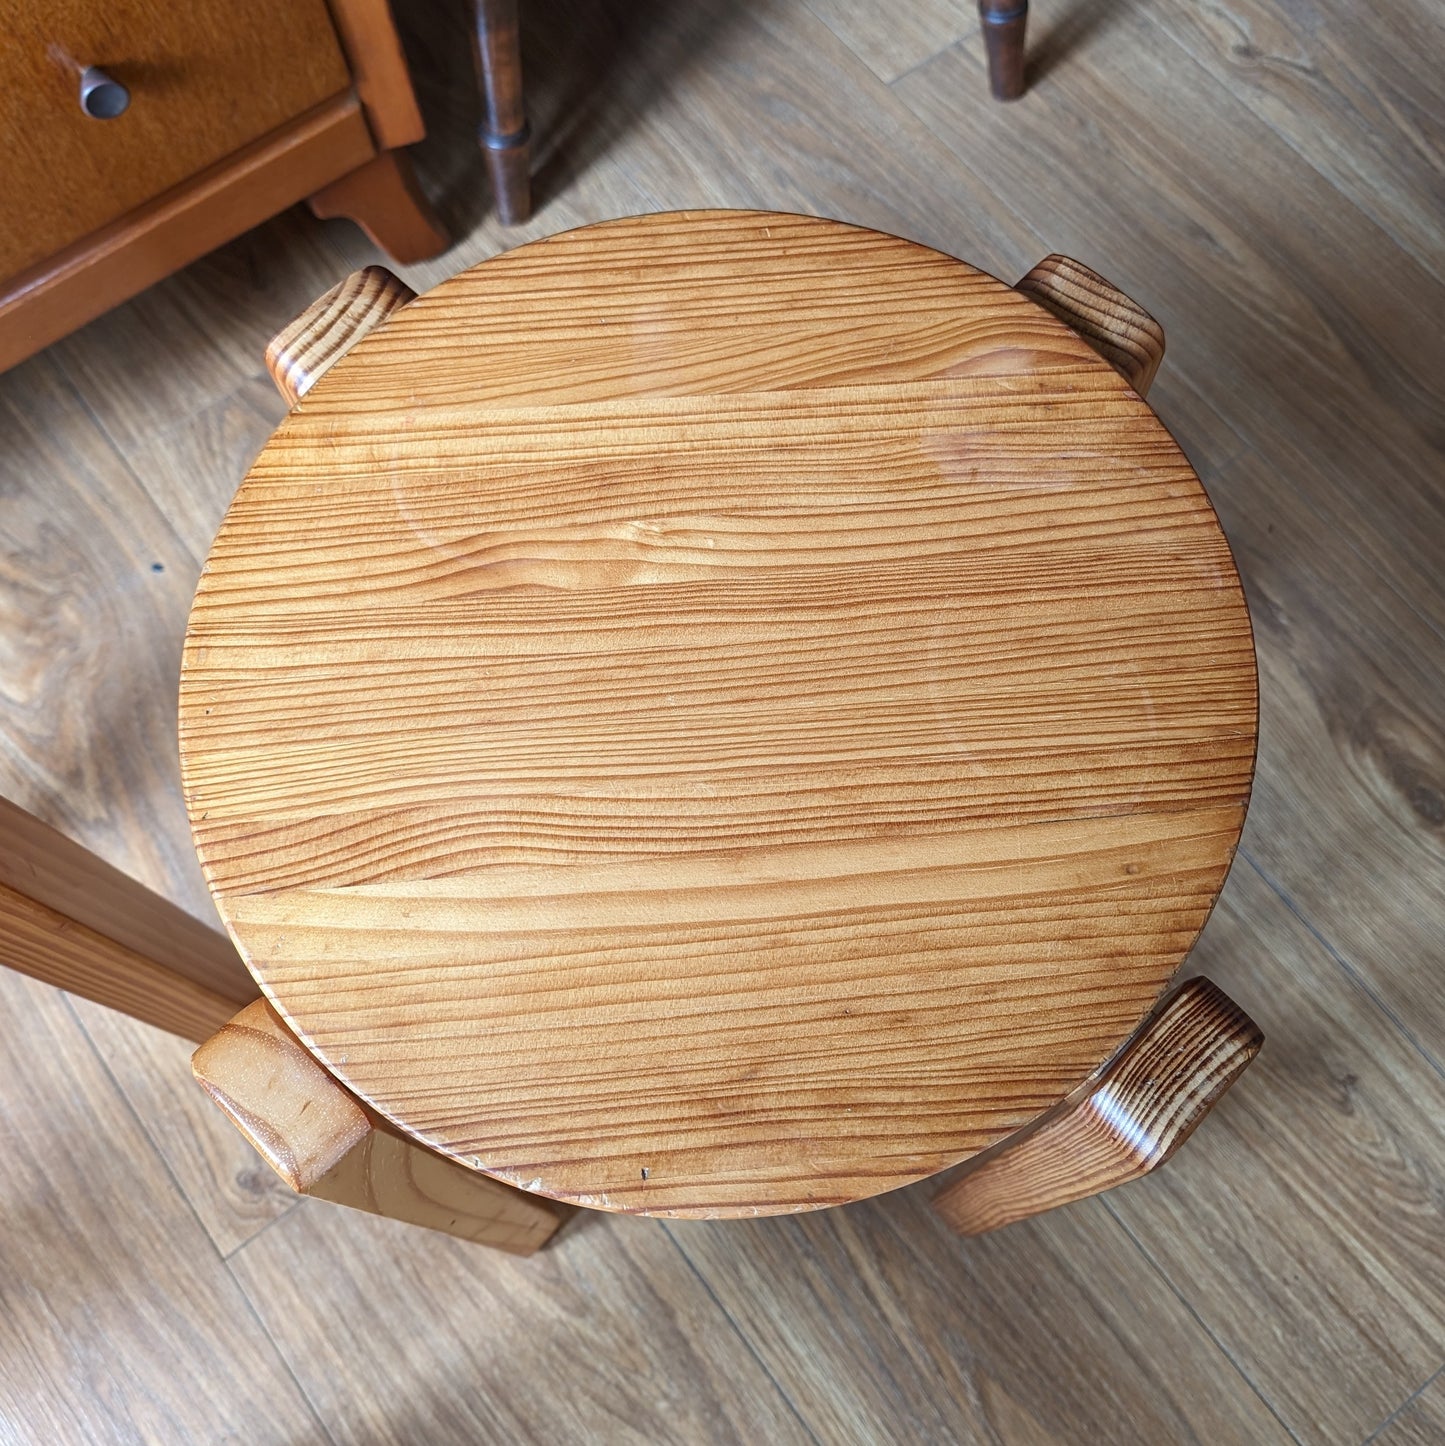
[1372, 1373, 1445, 1446]
[1216, 443, 1445, 1065]
[1113, 365, 1445, 1063]
[801, 0, 973, 83]
[1110, 861, 1445, 1446]
[664, 1194, 1292, 1444]
[67, 994, 297, 1257]
[894, 3, 1445, 632]
[1, 0, 1441, 1439]
[45, 208, 350, 468]
[1148, 0, 1445, 283]
[0, 354, 294, 1262]
[227, 1205, 813, 1445]
[0, 969, 321, 1443]
[892, 0, 1445, 1038]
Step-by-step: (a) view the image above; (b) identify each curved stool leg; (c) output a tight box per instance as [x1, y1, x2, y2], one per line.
[932, 977, 1262, 1236]
[264, 265, 416, 406]
[1016, 253, 1167, 395]
[193, 1000, 570, 1254]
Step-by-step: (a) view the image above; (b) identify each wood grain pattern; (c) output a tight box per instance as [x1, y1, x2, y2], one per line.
[98, 375, 289, 566]
[69, 992, 301, 1255]
[0, 424, 256, 1042]
[0, 967, 325, 1442]
[0, 881, 243, 1042]
[180, 210, 1256, 1217]
[324, 0, 427, 149]
[894, 2, 1445, 1049]
[1017, 254, 1166, 395]
[666, 1189, 1294, 1444]
[308, 150, 451, 266]
[895, 1, 1445, 633]
[932, 976, 1262, 1234]
[0, 95, 376, 374]
[802, 0, 978, 84]
[266, 264, 416, 406]
[2, 0, 1441, 1434]
[194, 1000, 567, 1253]
[1102, 858, 1445, 1445]
[1211, 444, 1445, 1069]
[0, 351, 304, 1257]
[0, 0, 351, 282]
[1374, 1375, 1445, 1446]
[229, 1205, 816, 1444]
[0, 794, 254, 1003]
[1148, 1, 1445, 287]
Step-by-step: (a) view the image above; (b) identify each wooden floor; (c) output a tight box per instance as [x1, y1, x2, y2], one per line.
[2, 0, 1442, 1440]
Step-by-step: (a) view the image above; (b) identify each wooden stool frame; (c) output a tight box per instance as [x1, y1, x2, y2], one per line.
[1, 225, 1260, 1250]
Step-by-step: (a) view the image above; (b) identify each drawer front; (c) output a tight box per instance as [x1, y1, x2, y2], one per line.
[0, 0, 353, 283]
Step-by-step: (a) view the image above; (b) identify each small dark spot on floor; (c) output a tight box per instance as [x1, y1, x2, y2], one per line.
[151, 562, 165, 573]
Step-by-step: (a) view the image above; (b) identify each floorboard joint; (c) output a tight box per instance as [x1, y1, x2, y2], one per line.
[1103, 1197, 1305, 1446]
[1238, 849, 1445, 1084]
[660, 1220, 824, 1446]
[1359, 1364, 1445, 1446]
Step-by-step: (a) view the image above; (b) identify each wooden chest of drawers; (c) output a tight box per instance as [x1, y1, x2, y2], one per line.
[0, 0, 447, 372]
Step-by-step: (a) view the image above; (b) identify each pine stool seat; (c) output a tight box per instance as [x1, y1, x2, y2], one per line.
[173, 211, 1261, 1240]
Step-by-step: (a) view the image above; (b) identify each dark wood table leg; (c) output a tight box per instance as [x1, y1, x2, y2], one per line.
[980, 0, 1028, 100]
[474, 0, 531, 223]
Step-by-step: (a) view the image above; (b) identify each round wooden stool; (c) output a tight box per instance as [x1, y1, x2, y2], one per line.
[181, 211, 1261, 1246]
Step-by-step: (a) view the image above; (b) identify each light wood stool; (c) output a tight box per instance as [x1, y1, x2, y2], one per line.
[3, 212, 1262, 1255]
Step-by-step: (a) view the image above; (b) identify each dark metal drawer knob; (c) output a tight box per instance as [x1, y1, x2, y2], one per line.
[79, 66, 129, 119]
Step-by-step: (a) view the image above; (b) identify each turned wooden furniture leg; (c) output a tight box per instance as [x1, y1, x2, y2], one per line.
[1016, 253, 1167, 394]
[307, 150, 450, 265]
[193, 1001, 569, 1253]
[980, 0, 1028, 101]
[474, 0, 531, 224]
[0, 796, 258, 1041]
[933, 977, 1262, 1235]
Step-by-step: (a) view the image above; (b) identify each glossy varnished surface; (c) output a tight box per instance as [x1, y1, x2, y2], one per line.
[932, 976, 1262, 1235]
[179, 210, 1256, 1215]
[6, 0, 1444, 1433]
